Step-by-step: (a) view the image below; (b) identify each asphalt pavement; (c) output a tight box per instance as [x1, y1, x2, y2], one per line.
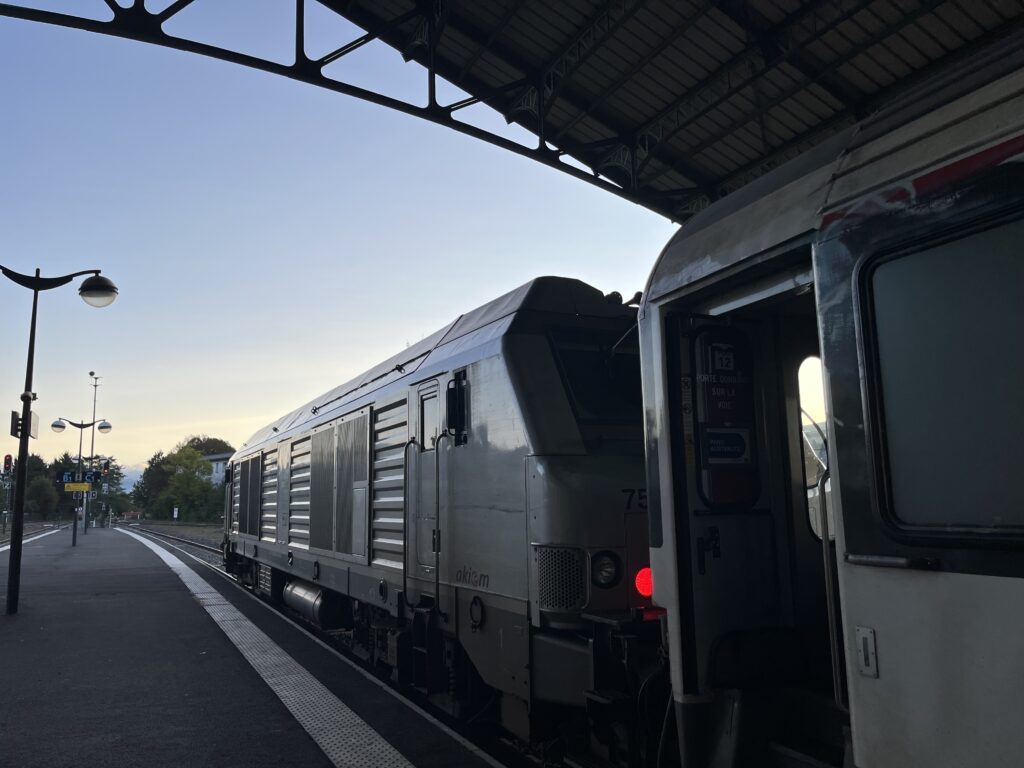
[0, 527, 493, 768]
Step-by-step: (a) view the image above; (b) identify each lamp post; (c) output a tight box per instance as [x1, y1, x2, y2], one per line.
[83, 372, 102, 536]
[2, 265, 117, 616]
[51, 418, 113, 547]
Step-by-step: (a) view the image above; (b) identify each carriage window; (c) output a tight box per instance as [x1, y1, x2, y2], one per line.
[421, 393, 439, 450]
[798, 356, 832, 540]
[870, 219, 1024, 533]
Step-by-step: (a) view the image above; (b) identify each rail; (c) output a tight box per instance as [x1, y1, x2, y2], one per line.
[116, 523, 223, 555]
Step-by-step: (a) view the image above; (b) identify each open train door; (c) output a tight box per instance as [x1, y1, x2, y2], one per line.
[662, 315, 787, 694]
[814, 142, 1024, 767]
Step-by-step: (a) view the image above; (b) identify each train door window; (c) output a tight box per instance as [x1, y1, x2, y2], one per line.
[866, 218, 1024, 534]
[798, 356, 832, 540]
[421, 391, 440, 450]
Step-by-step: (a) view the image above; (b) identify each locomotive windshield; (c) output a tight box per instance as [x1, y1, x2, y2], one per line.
[549, 326, 642, 424]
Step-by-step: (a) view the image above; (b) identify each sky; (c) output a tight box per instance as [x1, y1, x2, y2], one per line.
[0, 1, 678, 482]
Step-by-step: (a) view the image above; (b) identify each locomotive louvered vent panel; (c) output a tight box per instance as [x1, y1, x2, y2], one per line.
[536, 546, 586, 612]
[238, 460, 250, 535]
[289, 437, 312, 549]
[336, 412, 369, 556]
[237, 457, 261, 536]
[230, 462, 240, 535]
[260, 449, 278, 543]
[309, 429, 336, 551]
[371, 400, 407, 570]
[245, 456, 262, 537]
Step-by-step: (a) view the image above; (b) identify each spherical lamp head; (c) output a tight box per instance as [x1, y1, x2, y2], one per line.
[51, 419, 66, 433]
[97, 420, 112, 434]
[79, 275, 118, 308]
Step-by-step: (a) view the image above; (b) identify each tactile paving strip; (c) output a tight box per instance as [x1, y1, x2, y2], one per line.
[118, 528, 414, 768]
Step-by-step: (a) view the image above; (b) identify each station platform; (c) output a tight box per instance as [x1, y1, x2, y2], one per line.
[0, 527, 500, 768]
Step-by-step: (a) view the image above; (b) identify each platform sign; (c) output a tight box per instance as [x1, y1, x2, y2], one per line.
[65, 482, 91, 493]
[173, 507, 179, 520]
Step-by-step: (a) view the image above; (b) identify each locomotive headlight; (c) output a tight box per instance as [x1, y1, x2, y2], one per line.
[591, 551, 621, 588]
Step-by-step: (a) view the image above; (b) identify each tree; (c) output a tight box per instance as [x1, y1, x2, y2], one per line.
[132, 451, 171, 517]
[98, 455, 126, 495]
[183, 435, 235, 456]
[49, 451, 77, 479]
[92, 456, 129, 521]
[48, 451, 79, 518]
[23, 454, 47, 484]
[10, 454, 49, 509]
[25, 476, 58, 520]
[105, 493, 131, 518]
[153, 446, 221, 521]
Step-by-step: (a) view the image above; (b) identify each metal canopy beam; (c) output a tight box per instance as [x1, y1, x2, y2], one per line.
[716, 0, 864, 113]
[506, 0, 646, 127]
[317, 0, 705, 207]
[0, 0, 679, 218]
[332, 0, 718, 198]
[653, 0, 965, 210]
[551, 0, 719, 144]
[621, 0, 874, 182]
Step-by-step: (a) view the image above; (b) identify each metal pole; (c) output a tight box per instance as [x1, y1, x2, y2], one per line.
[5, 275, 40, 615]
[72, 425, 83, 547]
[83, 376, 99, 535]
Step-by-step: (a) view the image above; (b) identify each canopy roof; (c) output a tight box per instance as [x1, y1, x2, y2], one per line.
[3, 0, 1023, 220]
[339, 0, 1024, 219]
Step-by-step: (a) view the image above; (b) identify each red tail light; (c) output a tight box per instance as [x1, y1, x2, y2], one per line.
[634, 567, 653, 597]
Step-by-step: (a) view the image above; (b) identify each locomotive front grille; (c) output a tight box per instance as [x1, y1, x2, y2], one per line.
[535, 546, 586, 612]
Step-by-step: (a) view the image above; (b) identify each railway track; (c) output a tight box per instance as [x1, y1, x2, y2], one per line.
[121, 524, 222, 555]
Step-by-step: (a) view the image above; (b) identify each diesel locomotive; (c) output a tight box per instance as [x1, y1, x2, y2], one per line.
[224, 276, 663, 764]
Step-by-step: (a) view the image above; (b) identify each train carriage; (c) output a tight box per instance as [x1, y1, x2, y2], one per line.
[224, 276, 661, 764]
[639, 34, 1024, 768]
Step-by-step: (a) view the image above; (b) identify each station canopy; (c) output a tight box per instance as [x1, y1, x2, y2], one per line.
[4, 0, 1024, 220]
[347, 0, 1024, 219]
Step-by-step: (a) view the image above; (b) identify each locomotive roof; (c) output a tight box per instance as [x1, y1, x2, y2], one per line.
[235, 276, 631, 458]
[643, 30, 1024, 308]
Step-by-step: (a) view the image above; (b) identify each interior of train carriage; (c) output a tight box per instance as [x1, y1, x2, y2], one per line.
[660, 246, 847, 767]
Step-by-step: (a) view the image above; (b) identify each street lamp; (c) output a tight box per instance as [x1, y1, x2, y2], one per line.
[84, 372, 103, 536]
[1, 264, 117, 616]
[51, 417, 113, 547]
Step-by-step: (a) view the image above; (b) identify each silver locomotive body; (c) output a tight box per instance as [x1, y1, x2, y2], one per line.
[224, 277, 659, 762]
